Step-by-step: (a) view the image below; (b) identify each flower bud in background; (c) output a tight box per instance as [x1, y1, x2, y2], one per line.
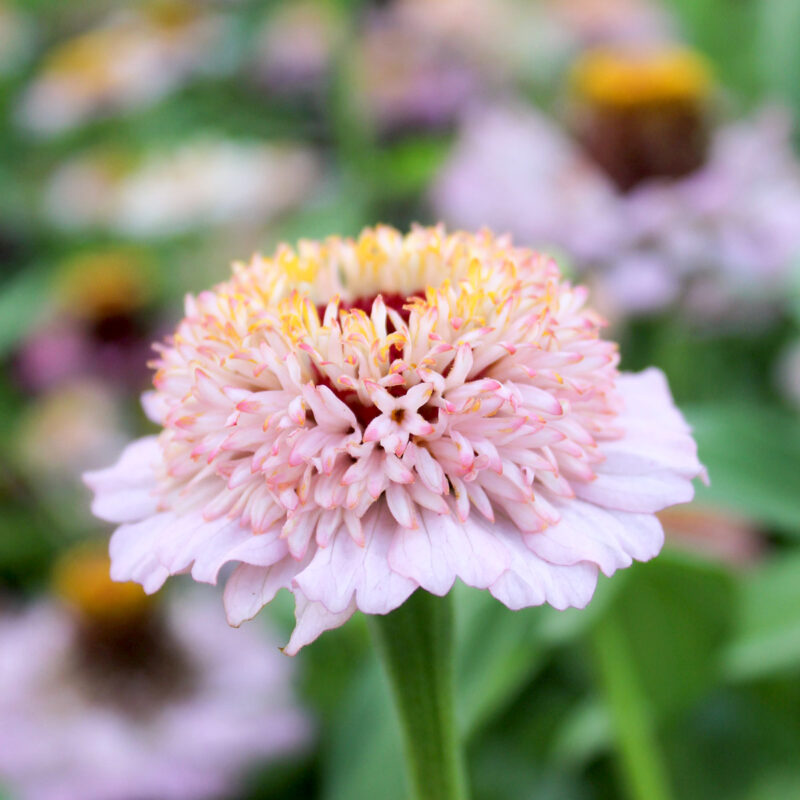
[14, 248, 155, 394]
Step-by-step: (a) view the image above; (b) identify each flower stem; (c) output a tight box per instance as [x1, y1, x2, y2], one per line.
[368, 590, 469, 800]
[592, 614, 674, 800]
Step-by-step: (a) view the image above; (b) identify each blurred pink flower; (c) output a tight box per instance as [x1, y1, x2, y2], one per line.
[0, 591, 310, 800]
[14, 249, 157, 394]
[658, 506, 764, 567]
[391, 0, 672, 92]
[432, 105, 800, 320]
[85, 226, 704, 654]
[251, 1, 343, 96]
[15, 380, 127, 482]
[353, 10, 478, 135]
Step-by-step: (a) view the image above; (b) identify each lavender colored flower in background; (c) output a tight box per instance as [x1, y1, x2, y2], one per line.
[0, 551, 311, 800]
[432, 103, 800, 321]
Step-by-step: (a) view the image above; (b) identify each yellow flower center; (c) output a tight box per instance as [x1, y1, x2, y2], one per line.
[56, 249, 150, 321]
[52, 546, 152, 624]
[572, 47, 711, 108]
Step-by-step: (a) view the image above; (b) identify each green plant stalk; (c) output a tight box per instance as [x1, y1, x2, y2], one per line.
[592, 614, 673, 800]
[368, 590, 469, 800]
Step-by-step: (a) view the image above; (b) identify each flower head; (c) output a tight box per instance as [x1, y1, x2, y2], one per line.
[44, 140, 321, 238]
[433, 103, 800, 320]
[570, 46, 712, 191]
[85, 225, 704, 653]
[16, 1, 230, 136]
[0, 548, 311, 800]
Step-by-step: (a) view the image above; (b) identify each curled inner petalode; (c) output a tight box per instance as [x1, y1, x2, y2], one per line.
[86, 225, 704, 654]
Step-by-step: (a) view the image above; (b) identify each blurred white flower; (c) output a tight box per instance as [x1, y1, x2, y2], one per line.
[44, 140, 322, 237]
[0, 551, 311, 800]
[15, 380, 128, 481]
[17, 2, 234, 136]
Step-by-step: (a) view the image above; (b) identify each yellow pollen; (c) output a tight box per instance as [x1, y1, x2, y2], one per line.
[572, 47, 711, 108]
[56, 249, 151, 321]
[52, 546, 152, 623]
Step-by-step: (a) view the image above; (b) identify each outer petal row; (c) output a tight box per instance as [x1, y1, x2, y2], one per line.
[89, 368, 705, 653]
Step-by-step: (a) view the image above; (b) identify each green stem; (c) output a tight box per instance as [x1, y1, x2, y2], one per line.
[368, 590, 469, 800]
[592, 615, 674, 800]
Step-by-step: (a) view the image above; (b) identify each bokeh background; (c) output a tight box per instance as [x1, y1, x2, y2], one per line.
[1, 1, 800, 799]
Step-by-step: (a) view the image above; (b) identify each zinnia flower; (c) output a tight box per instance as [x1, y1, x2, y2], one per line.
[14, 248, 155, 393]
[44, 140, 321, 238]
[16, 2, 232, 136]
[0, 549, 311, 800]
[433, 99, 800, 320]
[85, 225, 704, 654]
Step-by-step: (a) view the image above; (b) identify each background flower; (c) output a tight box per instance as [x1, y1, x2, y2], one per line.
[43, 140, 322, 238]
[0, 554, 311, 800]
[432, 103, 800, 321]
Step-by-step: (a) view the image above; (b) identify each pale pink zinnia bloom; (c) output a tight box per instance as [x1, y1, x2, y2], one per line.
[85, 225, 705, 654]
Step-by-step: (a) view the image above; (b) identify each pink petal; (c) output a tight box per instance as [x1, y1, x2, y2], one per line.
[488, 519, 599, 610]
[575, 369, 704, 513]
[388, 509, 508, 596]
[524, 500, 664, 577]
[109, 513, 174, 594]
[140, 391, 170, 425]
[170, 518, 290, 585]
[293, 505, 417, 615]
[283, 592, 357, 656]
[385, 483, 418, 529]
[224, 555, 303, 626]
[83, 437, 160, 523]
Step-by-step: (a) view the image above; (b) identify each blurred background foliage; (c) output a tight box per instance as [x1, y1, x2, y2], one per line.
[1, 0, 800, 799]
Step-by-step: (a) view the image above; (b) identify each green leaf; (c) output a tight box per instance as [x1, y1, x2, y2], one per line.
[593, 614, 674, 800]
[364, 136, 452, 200]
[594, 550, 736, 721]
[0, 267, 50, 358]
[686, 405, 800, 537]
[663, 0, 760, 102]
[666, 686, 800, 800]
[756, 0, 800, 117]
[724, 550, 800, 681]
[588, 552, 736, 800]
[322, 653, 405, 800]
[455, 573, 620, 737]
